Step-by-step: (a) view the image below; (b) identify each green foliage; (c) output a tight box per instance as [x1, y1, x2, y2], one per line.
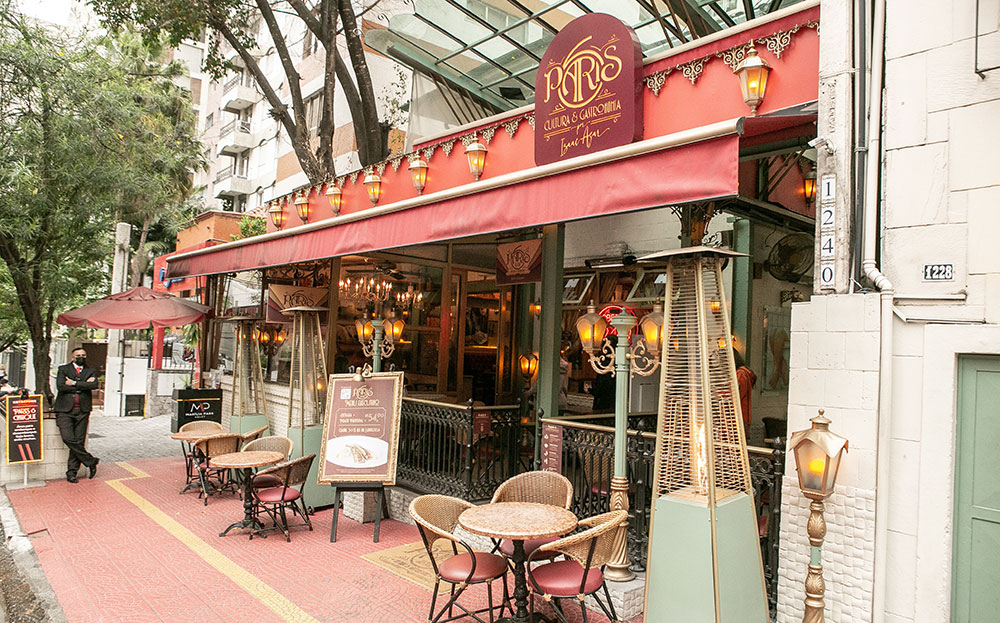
[0, 6, 205, 396]
[231, 215, 267, 241]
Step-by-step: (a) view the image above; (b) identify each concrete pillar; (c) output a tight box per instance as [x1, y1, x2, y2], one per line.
[106, 222, 131, 416]
[815, 0, 856, 294]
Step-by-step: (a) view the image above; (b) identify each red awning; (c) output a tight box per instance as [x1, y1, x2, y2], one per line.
[167, 124, 743, 278]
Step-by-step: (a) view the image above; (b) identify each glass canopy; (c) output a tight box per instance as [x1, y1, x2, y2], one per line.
[366, 0, 807, 115]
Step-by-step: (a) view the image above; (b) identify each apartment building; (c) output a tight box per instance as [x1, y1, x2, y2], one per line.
[190, 6, 412, 216]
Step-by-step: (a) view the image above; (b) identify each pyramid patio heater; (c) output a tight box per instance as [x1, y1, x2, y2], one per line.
[282, 305, 334, 506]
[229, 318, 267, 434]
[642, 247, 768, 622]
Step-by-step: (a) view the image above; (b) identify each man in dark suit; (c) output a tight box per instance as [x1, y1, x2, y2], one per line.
[54, 347, 100, 483]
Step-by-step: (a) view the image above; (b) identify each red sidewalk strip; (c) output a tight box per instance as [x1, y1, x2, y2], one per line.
[8, 456, 626, 623]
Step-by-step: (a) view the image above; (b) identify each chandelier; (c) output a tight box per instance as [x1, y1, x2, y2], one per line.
[339, 274, 394, 306]
[395, 285, 424, 311]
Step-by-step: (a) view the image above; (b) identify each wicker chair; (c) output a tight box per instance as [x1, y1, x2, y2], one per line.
[238, 425, 268, 447]
[193, 433, 242, 505]
[177, 422, 226, 488]
[251, 454, 315, 542]
[178, 421, 224, 433]
[491, 471, 573, 560]
[245, 436, 295, 489]
[526, 510, 627, 623]
[409, 495, 510, 623]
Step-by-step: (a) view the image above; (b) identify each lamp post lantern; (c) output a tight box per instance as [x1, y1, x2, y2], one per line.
[789, 410, 849, 623]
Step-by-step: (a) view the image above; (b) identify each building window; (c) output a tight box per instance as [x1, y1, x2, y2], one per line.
[304, 92, 324, 137]
[303, 26, 320, 58]
[204, 112, 213, 131]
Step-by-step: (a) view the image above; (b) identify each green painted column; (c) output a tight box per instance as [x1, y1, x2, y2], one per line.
[610, 314, 636, 479]
[731, 218, 752, 359]
[536, 224, 564, 425]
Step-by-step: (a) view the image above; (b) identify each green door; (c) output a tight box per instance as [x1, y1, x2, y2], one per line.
[953, 355, 1000, 622]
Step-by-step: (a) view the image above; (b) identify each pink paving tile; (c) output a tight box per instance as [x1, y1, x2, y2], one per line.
[9, 455, 638, 623]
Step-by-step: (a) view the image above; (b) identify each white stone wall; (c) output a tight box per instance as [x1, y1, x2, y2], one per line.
[777, 479, 876, 622]
[778, 293, 880, 623]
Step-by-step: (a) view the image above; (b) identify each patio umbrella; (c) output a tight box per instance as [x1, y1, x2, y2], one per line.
[57, 286, 211, 329]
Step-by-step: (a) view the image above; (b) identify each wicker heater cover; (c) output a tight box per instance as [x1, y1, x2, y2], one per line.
[641, 247, 768, 623]
[283, 307, 329, 438]
[230, 318, 267, 432]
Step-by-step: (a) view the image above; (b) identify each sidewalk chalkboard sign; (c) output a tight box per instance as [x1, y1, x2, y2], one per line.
[4, 395, 43, 465]
[318, 372, 403, 486]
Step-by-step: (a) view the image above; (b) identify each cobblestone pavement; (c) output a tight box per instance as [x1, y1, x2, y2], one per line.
[85, 410, 176, 462]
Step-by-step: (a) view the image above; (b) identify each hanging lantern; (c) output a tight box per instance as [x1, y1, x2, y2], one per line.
[465, 142, 487, 181]
[575, 304, 608, 355]
[326, 183, 342, 215]
[409, 158, 428, 194]
[267, 201, 284, 228]
[364, 173, 382, 205]
[803, 169, 817, 206]
[294, 193, 310, 222]
[529, 301, 542, 317]
[734, 46, 771, 115]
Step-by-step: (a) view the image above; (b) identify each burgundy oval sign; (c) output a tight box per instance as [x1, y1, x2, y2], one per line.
[534, 13, 643, 166]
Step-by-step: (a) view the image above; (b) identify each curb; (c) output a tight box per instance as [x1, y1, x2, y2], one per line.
[0, 487, 66, 623]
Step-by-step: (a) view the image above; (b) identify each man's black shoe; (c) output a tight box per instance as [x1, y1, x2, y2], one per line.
[67, 475, 78, 484]
[88, 459, 99, 479]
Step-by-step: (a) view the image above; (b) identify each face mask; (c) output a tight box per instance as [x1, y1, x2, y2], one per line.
[74, 356, 86, 366]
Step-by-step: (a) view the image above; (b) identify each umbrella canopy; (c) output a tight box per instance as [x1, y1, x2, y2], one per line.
[57, 286, 211, 329]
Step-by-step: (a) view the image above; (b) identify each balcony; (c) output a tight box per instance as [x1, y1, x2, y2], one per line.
[216, 120, 254, 156]
[221, 81, 258, 113]
[213, 168, 254, 198]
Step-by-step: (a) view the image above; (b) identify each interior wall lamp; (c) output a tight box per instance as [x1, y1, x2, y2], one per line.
[326, 183, 342, 215]
[465, 142, 487, 181]
[294, 193, 310, 223]
[267, 200, 284, 229]
[518, 352, 538, 381]
[734, 46, 771, 115]
[363, 173, 382, 205]
[409, 158, 428, 194]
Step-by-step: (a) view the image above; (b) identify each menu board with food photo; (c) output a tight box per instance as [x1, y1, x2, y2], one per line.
[318, 372, 403, 486]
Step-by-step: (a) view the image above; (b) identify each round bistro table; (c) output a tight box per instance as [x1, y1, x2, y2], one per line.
[459, 502, 577, 623]
[170, 430, 230, 494]
[210, 450, 284, 538]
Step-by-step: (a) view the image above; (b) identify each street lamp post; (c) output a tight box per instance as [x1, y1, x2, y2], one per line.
[789, 410, 849, 623]
[606, 312, 637, 582]
[575, 305, 663, 581]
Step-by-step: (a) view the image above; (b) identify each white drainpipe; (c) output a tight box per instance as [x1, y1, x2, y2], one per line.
[862, 0, 893, 621]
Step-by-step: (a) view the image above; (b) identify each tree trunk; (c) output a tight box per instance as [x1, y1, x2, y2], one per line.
[338, 0, 385, 165]
[129, 212, 154, 288]
[30, 334, 52, 407]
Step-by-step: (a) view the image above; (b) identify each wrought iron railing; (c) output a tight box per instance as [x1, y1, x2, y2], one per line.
[397, 397, 529, 501]
[223, 75, 240, 94]
[538, 417, 784, 612]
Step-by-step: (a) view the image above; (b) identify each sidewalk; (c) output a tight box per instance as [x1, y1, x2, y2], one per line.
[3, 456, 632, 623]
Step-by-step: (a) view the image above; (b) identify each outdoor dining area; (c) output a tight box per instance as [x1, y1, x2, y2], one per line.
[170, 421, 314, 541]
[166, 415, 629, 623]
